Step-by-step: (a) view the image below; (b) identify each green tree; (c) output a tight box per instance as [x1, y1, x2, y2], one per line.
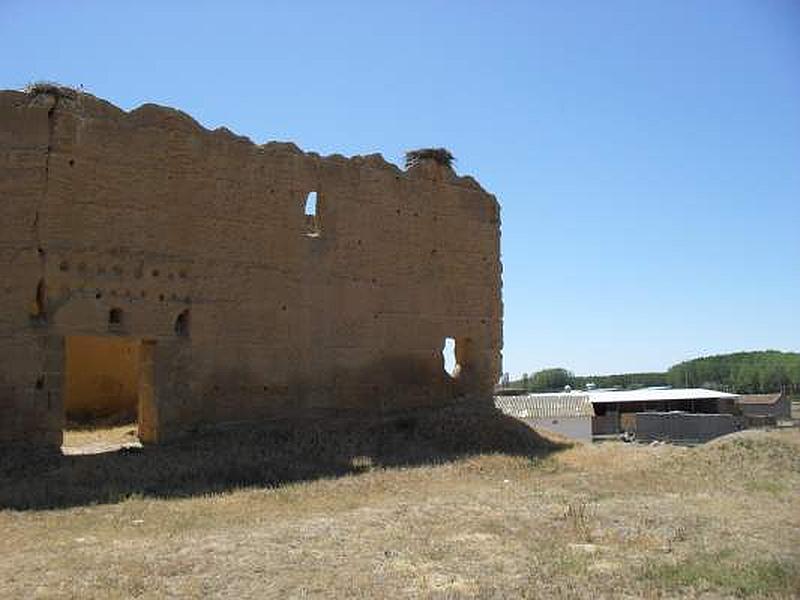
[530, 368, 574, 392]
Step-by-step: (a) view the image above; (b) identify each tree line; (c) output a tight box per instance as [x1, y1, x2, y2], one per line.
[509, 351, 800, 395]
[667, 351, 800, 394]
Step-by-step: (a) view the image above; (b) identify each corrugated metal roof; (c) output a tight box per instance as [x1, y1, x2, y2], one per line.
[737, 393, 783, 405]
[589, 388, 739, 404]
[494, 393, 593, 419]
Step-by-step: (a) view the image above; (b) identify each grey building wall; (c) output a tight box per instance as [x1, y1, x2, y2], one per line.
[525, 416, 592, 442]
[636, 412, 738, 443]
[737, 395, 790, 420]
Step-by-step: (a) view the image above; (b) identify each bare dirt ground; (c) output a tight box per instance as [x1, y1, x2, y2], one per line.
[62, 424, 142, 455]
[2, 427, 798, 599]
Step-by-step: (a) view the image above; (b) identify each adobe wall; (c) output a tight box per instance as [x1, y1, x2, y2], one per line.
[0, 88, 502, 449]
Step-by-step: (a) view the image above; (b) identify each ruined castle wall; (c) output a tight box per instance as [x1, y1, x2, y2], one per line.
[0, 91, 62, 447]
[0, 90, 502, 448]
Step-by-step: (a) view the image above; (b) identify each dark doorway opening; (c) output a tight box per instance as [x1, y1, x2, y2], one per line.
[62, 335, 156, 452]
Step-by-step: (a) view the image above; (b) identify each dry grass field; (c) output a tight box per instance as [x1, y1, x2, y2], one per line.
[1, 415, 798, 599]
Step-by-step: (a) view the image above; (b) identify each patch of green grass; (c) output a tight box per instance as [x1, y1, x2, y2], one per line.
[642, 552, 800, 597]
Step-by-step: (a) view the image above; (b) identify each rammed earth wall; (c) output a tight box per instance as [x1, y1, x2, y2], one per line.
[0, 89, 502, 449]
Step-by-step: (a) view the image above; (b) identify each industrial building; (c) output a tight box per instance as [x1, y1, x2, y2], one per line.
[589, 388, 740, 436]
[495, 387, 747, 443]
[735, 392, 791, 426]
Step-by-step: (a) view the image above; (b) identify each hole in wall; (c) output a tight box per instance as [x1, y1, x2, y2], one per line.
[108, 307, 123, 326]
[31, 278, 47, 323]
[63, 335, 154, 444]
[304, 191, 318, 216]
[36, 282, 46, 307]
[174, 309, 190, 337]
[442, 337, 457, 377]
[304, 191, 322, 236]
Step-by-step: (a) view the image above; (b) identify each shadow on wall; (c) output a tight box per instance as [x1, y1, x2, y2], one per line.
[0, 404, 568, 511]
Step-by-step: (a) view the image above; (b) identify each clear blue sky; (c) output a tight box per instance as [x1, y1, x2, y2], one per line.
[3, 1, 798, 377]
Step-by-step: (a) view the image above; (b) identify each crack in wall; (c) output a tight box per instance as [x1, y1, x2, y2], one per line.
[38, 93, 60, 246]
[32, 94, 60, 304]
[31, 93, 63, 321]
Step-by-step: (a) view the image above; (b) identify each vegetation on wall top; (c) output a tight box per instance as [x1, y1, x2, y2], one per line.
[24, 81, 78, 99]
[405, 148, 455, 169]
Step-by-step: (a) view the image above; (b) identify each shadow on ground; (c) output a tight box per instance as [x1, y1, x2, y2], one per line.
[1, 403, 569, 511]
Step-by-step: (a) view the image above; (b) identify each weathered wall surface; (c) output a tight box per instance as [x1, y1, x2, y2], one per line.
[0, 89, 502, 448]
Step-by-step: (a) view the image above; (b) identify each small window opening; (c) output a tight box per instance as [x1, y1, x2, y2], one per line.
[304, 191, 321, 236]
[304, 191, 317, 216]
[30, 279, 47, 323]
[174, 309, 190, 337]
[108, 307, 123, 326]
[442, 337, 457, 377]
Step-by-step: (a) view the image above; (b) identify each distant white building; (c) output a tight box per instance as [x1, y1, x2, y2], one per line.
[494, 393, 593, 441]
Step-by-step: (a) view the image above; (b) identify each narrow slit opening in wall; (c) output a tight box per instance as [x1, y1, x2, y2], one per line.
[442, 337, 457, 377]
[62, 335, 155, 452]
[305, 191, 318, 216]
[304, 191, 321, 236]
[31, 278, 47, 323]
[174, 309, 190, 337]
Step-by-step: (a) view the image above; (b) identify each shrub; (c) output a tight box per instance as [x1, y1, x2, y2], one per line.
[404, 147, 454, 169]
[24, 81, 78, 99]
